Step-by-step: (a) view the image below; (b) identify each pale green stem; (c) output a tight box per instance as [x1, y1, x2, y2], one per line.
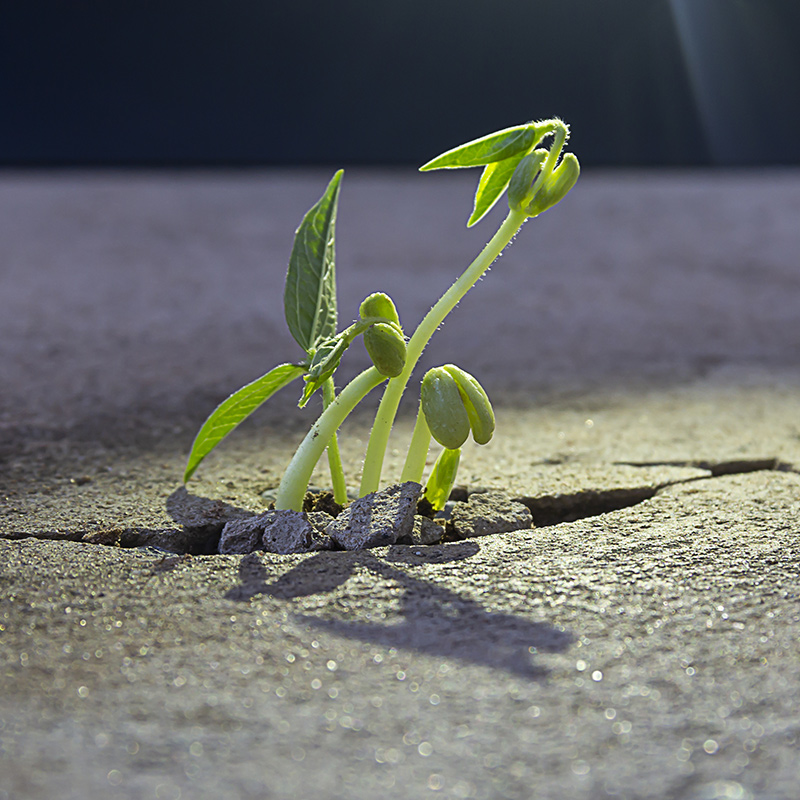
[359, 207, 528, 496]
[541, 122, 567, 180]
[322, 378, 348, 505]
[400, 404, 432, 484]
[275, 367, 385, 511]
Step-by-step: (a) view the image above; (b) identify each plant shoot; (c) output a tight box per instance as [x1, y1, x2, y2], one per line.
[184, 119, 579, 513]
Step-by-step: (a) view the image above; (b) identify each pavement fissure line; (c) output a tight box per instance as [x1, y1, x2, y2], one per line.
[516, 456, 796, 528]
[614, 456, 795, 476]
[3, 457, 795, 551]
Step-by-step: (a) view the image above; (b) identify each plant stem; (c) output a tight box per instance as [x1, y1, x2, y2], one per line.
[400, 405, 431, 483]
[542, 122, 567, 179]
[359, 207, 528, 496]
[275, 367, 386, 511]
[322, 378, 348, 505]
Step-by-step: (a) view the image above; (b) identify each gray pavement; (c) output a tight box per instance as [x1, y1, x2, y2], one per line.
[1, 168, 800, 800]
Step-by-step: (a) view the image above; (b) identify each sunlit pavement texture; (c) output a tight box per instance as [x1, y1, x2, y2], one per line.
[2, 169, 800, 800]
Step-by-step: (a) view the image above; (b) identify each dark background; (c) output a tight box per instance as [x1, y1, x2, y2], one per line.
[2, 0, 799, 167]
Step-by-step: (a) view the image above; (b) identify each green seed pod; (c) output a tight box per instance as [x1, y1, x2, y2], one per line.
[525, 152, 580, 218]
[421, 367, 471, 449]
[443, 364, 495, 445]
[363, 322, 407, 378]
[359, 292, 401, 329]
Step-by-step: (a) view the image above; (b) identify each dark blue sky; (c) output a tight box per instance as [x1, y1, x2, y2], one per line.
[2, 1, 798, 166]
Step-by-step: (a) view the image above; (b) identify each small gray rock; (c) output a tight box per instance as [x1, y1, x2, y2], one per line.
[397, 515, 444, 546]
[450, 491, 533, 539]
[218, 515, 265, 554]
[218, 510, 334, 555]
[327, 481, 422, 550]
[262, 511, 333, 554]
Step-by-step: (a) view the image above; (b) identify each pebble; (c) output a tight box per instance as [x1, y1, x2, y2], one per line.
[218, 511, 333, 554]
[326, 481, 421, 550]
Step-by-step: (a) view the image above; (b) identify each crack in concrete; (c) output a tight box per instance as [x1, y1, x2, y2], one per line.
[515, 457, 797, 528]
[614, 456, 795, 476]
[514, 487, 657, 528]
[4, 458, 796, 550]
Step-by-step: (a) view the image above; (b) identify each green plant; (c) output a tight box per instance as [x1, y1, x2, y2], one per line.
[184, 119, 579, 512]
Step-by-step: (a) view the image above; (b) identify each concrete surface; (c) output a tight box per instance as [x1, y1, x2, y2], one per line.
[1, 168, 800, 800]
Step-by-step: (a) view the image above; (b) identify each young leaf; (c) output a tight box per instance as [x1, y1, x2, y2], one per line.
[420, 123, 539, 171]
[284, 170, 343, 354]
[467, 151, 526, 227]
[298, 332, 352, 407]
[424, 447, 461, 512]
[183, 363, 305, 482]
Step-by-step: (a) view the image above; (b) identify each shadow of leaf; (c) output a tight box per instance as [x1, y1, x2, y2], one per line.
[166, 487, 254, 552]
[225, 542, 572, 678]
[223, 550, 355, 601]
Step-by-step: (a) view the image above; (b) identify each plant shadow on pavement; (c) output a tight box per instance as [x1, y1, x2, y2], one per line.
[224, 544, 573, 679]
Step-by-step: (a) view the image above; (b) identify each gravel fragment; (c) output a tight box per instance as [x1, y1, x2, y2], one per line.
[262, 511, 333, 554]
[218, 515, 264, 554]
[327, 481, 422, 550]
[219, 511, 335, 554]
[397, 515, 445, 546]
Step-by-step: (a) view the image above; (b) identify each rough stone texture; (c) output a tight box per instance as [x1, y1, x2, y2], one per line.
[307, 510, 335, 534]
[3, 172, 800, 800]
[219, 510, 334, 554]
[326, 482, 422, 550]
[450, 491, 533, 539]
[397, 514, 445, 546]
[261, 510, 333, 554]
[218, 515, 263, 554]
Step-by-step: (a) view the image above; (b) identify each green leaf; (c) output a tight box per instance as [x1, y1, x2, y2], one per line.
[420, 123, 539, 171]
[424, 447, 461, 512]
[284, 170, 343, 354]
[183, 363, 305, 482]
[467, 152, 526, 227]
[298, 332, 352, 407]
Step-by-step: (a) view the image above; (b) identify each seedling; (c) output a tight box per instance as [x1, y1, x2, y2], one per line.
[184, 119, 579, 512]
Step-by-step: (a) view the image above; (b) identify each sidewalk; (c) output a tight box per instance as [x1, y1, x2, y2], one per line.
[2, 169, 800, 800]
